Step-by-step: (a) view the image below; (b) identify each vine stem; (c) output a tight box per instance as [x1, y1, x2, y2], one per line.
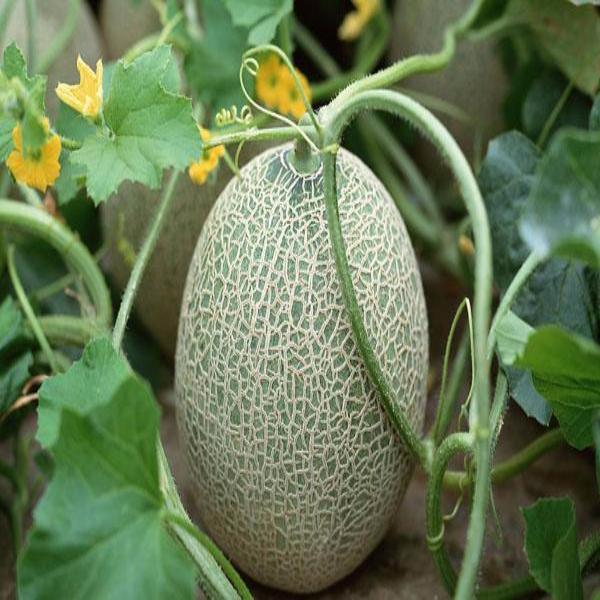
[320, 89, 493, 598]
[163, 512, 253, 600]
[444, 428, 565, 490]
[327, 0, 485, 112]
[6, 245, 60, 372]
[0, 199, 112, 330]
[112, 170, 179, 348]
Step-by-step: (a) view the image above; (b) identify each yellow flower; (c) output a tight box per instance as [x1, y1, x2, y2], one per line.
[339, 0, 380, 41]
[6, 120, 61, 192]
[255, 54, 283, 110]
[278, 67, 312, 120]
[188, 127, 225, 186]
[55, 55, 103, 118]
[255, 54, 312, 121]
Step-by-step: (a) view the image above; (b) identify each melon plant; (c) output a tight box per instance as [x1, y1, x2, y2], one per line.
[100, 0, 160, 60]
[3, 0, 103, 117]
[390, 0, 508, 170]
[175, 144, 429, 592]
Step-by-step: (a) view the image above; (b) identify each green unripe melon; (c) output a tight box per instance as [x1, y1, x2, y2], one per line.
[391, 0, 508, 172]
[100, 0, 160, 60]
[101, 171, 229, 358]
[4, 0, 103, 118]
[175, 145, 429, 593]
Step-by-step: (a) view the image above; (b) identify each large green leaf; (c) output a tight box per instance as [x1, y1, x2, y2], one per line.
[516, 326, 600, 450]
[71, 46, 200, 204]
[36, 337, 130, 448]
[479, 131, 598, 424]
[523, 497, 583, 599]
[18, 376, 196, 600]
[185, 0, 249, 113]
[520, 129, 600, 269]
[222, 0, 293, 45]
[506, 0, 600, 96]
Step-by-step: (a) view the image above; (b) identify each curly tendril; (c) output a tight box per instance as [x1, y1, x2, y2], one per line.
[215, 105, 254, 128]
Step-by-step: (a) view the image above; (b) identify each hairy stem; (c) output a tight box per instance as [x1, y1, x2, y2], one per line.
[0, 199, 112, 329]
[322, 149, 430, 469]
[327, 0, 485, 111]
[112, 170, 179, 348]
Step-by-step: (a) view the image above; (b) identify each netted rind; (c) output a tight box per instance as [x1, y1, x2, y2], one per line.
[175, 145, 428, 593]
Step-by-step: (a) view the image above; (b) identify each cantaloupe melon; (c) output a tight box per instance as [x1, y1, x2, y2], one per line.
[3, 0, 103, 117]
[175, 145, 429, 593]
[391, 0, 508, 173]
[100, 0, 160, 60]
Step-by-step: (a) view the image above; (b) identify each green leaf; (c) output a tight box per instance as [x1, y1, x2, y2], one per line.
[506, 0, 600, 96]
[516, 326, 600, 449]
[36, 338, 130, 448]
[0, 297, 34, 413]
[523, 497, 583, 599]
[71, 46, 200, 204]
[479, 131, 599, 424]
[495, 310, 534, 366]
[520, 129, 600, 268]
[522, 70, 591, 143]
[18, 376, 196, 600]
[0, 296, 30, 358]
[185, 0, 250, 113]
[0, 351, 33, 412]
[0, 117, 15, 160]
[222, 0, 293, 45]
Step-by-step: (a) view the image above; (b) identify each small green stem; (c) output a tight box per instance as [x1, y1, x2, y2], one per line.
[537, 80, 574, 150]
[431, 300, 473, 446]
[112, 170, 179, 348]
[164, 512, 252, 600]
[24, 0, 36, 73]
[443, 428, 565, 490]
[487, 252, 543, 360]
[7, 245, 60, 372]
[37, 0, 80, 75]
[203, 125, 303, 150]
[0, 199, 112, 329]
[277, 13, 293, 58]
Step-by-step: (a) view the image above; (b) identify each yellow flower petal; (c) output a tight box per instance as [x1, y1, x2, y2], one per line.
[6, 120, 61, 192]
[188, 127, 224, 186]
[56, 55, 103, 118]
[339, 0, 379, 41]
[255, 54, 284, 109]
